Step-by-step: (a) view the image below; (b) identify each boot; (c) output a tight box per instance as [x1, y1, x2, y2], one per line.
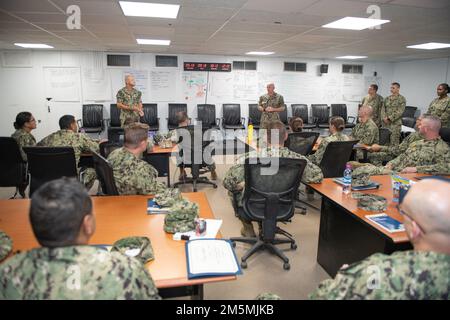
[240, 221, 256, 237]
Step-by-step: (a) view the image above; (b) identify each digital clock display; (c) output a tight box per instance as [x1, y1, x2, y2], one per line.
[184, 62, 231, 72]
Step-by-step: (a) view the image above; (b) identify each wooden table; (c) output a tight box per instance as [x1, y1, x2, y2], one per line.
[0, 192, 235, 299]
[309, 174, 423, 277]
[144, 143, 178, 187]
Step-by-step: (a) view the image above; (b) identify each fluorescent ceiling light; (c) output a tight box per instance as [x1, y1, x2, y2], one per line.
[136, 39, 170, 45]
[246, 51, 274, 55]
[336, 56, 367, 59]
[119, 1, 180, 18]
[322, 17, 390, 30]
[14, 43, 53, 49]
[407, 42, 450, 50]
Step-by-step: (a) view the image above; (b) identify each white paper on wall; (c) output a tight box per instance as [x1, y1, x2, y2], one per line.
[43, 67, 81, 102]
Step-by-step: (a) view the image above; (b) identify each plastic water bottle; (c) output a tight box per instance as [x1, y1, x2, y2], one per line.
[342, 164, 352, 195]
[247, 119, 254, 144]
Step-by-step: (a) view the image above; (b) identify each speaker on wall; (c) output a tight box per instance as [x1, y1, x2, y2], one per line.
[320, 64, 328, 73]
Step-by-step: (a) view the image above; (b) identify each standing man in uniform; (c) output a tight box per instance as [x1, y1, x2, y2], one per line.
[360, 84, 383, 127]
[426, 83, 450, 128]
[381, 82, 406, 145]
[258, 83, 285, 129]
[116, 75, 144, 127]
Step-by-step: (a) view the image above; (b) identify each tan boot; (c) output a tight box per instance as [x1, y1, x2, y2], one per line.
[210, 169, 218, 180]
[240, 221, 256, 237]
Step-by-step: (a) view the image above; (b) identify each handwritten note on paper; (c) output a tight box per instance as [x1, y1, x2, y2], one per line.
[187, 239, 239, 276]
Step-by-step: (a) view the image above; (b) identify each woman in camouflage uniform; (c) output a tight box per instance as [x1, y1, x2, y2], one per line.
[11, 111, 37, 161]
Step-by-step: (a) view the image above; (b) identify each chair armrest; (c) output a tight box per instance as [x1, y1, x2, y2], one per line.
[348, 116, 356, 124]
[241, 117, 246, 126]
[77, 119, 83, 129]
[215, 118, 220, 126]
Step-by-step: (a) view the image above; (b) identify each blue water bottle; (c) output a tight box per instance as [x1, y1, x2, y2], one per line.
[342, 163, 352, 194]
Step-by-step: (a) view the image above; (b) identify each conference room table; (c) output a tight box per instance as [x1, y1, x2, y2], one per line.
[0, 192, 235, 299]
[308, 174, 431, 278]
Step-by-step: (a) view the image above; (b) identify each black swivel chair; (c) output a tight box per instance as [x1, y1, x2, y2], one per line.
[402, 117, 416, 128]
[319, 140, 359, 178]
[0, 137, 28, 198]
[140, 103, 159, 131]
[99, 141, 123, 159]
[108, 104, 123, 142]
[379, 128, 391, 146]
[311, 104, 330, 129]
[222, 104, 245, 130]
[279, 105, 289, 128]
[440, 127, 450, 146]
[91, 150, 119, 196]
[331, 104, 356, 128]
[291, 104, 316, 130]
[167, 103, 187, 130]
[196, 104, 220, 130]
[403, 106, 417, 118]
[173, 125, 218, 192]
[248, 104, 262, 129]
[230, 158, 307, 270]
[23, 147, 78, 196]
[286, 132, 320, 156]
[79, 104, 104, 135]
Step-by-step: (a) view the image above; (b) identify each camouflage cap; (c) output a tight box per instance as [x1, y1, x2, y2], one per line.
[0, 230, 13, 261]
[153, 132, 171, 145]
[255, 293, 281, 300]
[164, 199, 199, 234]
[352, 192, 387, 212]
[351, 170, 371, 187]
[154, 188, 182, 207]
[111, 236, 154, 264]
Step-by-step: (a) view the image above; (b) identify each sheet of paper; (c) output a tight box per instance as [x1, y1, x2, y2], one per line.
[187, 239, 239, 275]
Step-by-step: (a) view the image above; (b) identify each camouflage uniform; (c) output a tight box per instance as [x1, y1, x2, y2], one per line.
[0, 246, 161, 300]
[361, 94, 383, 127]
[352, 137, 450, 176]
[368, 131, 424, 166]
[427, 96, 450, 128]
[108, 147, 167, 195]
[381, 94, 406, 146]
[0, 230, 13, 262]
[11, 129, 36, 161]
[309, 250, 450, 299]
[256, 293, 281, 300]
[223, 146, 323, 205]
[258, 93, 285, 129]
[308, 132, 350, 166]
[38, 130, 99, 189]
[116, 87, 142, 127]
[351, 119, 379, 160]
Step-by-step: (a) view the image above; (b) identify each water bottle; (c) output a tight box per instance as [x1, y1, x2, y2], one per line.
[342, 164, 352, 194]
[247, 119, 254, 144]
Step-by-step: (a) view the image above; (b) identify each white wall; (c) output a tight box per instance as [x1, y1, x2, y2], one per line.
[391, 57, 450, 114]
[0, 50, 396, 139]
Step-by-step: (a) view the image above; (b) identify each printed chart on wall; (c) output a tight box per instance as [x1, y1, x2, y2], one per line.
[43, 67, 81, 102]
[182, 72, 207, 102]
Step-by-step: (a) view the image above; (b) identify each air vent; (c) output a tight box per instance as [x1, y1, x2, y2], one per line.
[233, 60, 257, 70]
[342, 64, 363, 74]
[156, 55, 178, 67]
[284, 62, 307, 72]
[107, 54, 130, 67]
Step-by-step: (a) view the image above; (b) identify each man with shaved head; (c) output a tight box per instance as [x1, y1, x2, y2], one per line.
[310, 179, 450, 299]
[350, 105, 379, 160]
[116, 75, 144, 127]
[258, 83, 285, 129]
[381, 82, 406, 145]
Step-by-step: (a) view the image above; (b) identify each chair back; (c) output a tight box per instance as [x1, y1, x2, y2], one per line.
[82, 104, 103, 128]
[197, 104, 216, 128]
[311, 104, 330, 124]
[286, 132, 320, 155]
[291, 104, 309, 124]
[242, 158, 307, 241]
[331, 104, 348, 121]
[168, 103, 187, 128]
[248, 104, 262, 125]
[279, 105, 288, 125]
[23, 146, 78, 196]
[92, 150, 119, 195]
[223, 104, 242, 125]
[403, 106, 417, 118]
[0, 137, 27, 187]
[99, 141, 123, 159]
[379, 128, 391, 145]
[440, 127, 450, 145]
[110, 104, 121, 127]
[141, 103, 158, 126]
[319, 140, 358, 178]
[402, 117, 415, 128]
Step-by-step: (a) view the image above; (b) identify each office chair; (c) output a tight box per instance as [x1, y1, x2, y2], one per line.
[440, 127, 450, 146]
[79, 104, 104, 135]
[291, 104, 316, 130]
[140, 103, 159, 131]
[196, 104, 220, 129]
[402, 117, 416, 128]
[331, 104, 356, 128]
[222, 104, 245, 130]
[403, 106, 417, 118]
[285, 132, 319, 156]
[248, 104, 262, 129]
[230, 158, 307, 270]
[379, 128, 391, 146]
[107, 104, 123, 142]
[91, 150, 119, 196]
[0, 137, 28, 198]
[99, 141, 123, 159]
[279, 105, 289, 128]
[173, 125, 218, 192]
[311, 104, 330, 129]
[167, 103, 187, 130]
[23, 146, 78, 196]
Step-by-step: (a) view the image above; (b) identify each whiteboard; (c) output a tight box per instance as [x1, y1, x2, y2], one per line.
[44, 67, 81, 102]
[150, 69, 177, 101]
[82, 68, 111, 101]
[124, 69, 149, 99]
[181, 71, 207, 102]
[208, 72, 233, 101]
